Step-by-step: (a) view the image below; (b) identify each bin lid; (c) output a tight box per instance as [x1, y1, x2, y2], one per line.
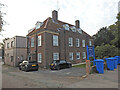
[94, 59, 104, 62]
[115, 56, 120, 58]
[106, 57, 117, 60]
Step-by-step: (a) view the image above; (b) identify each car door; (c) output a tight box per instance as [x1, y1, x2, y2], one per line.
[64, 61, 68, 68]
[61, 61, 66, 69]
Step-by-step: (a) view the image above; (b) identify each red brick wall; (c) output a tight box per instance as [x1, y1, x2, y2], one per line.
[28, 29, 94, 68]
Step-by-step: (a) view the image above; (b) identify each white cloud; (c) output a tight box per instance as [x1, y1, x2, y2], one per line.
[0, 0, 119, 42]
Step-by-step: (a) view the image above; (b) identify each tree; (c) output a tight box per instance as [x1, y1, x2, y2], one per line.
[109, 12, 120, 48]
[92, 27, 115, 47]
[93, 12, 120, 58]
[95, 44, 118, 58]
[0, 3, 6, 33]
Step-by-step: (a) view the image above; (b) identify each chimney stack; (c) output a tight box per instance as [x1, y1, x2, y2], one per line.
[75, 20, 80, 28]
[52, 10, 58, 21]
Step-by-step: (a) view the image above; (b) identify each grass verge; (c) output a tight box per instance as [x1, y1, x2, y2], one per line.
[72, 64, 86, 68]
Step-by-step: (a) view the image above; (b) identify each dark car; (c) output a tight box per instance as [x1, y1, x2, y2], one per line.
[50, 60, 72, 70]
[19, 60, 39, 72]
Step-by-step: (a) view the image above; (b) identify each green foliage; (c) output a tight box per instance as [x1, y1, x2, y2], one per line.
[90, 62, 93, 66]
[93, 12, 120, 58]
[95, 44, 119, 58]
[92, 27, 115, 47]
[0, 3, 6, 33]
[89, 57, 94, 61]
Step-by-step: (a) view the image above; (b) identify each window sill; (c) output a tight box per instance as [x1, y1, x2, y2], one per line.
[82, 47, 86, 48]
[38, 62, 42, 64]
[69, 46, 73, 47]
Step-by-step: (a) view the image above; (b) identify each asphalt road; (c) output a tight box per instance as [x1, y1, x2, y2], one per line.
[2, 64, 119, 88]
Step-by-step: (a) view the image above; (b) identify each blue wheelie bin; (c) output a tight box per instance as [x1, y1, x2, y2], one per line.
[109, 57, 117, 69]
[94, 59, 104, 74]
[115, 56, 120, 64]
[93, 59, 97, 66]
[105, 58, 114, 70]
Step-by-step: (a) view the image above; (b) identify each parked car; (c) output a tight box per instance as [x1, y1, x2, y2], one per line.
[19, 60, 39, 72]
[18, 60, 24, 66]
[50, 60, 72, 70]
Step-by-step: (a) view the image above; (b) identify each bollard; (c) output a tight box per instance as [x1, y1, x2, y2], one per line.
[86, 60, 91, 75]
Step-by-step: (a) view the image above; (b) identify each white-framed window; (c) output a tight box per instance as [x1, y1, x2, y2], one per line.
[38, 35, 42, 46]
[38, 53, 42, 63]
[82, 52, 86, 59]
[89, 40, 92, 46]
[35, 22, 43, 29]
[53, 35, 58, 46]
[69, 52, 73, 60]
[77, 28, 82, 34]
[82, 40, 85, 47]
[76, 38, 80, 47]
[68, 37, 73, 47]
[11, 41, 14, 47]
[31, 37, 34, 47]
[36, 24, 40, 29]
[7, 43, 9, 48]
[76, 52, 80, 60]
[63, 24, 69, 31]
[53, 53, 59, 60]
[70, 26, 76, 32]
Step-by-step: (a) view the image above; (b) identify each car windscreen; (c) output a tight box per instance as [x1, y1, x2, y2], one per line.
[60, 60, 66, 63]
[29, 61, 37, 64]
[53, 60, 59, 64]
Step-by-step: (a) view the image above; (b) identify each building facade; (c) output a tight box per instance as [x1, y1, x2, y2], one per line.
[4, 36, 27, 66]
[0, 43, 4, 62]
[0, 49, 2, 61]
[27, 10, 94, 68]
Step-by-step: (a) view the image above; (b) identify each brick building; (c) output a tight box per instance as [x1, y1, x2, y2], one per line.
[4, 36, 27, 66]
[27, 10, 93, 68]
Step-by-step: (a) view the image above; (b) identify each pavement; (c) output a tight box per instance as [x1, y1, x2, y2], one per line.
[66, 68, 118, 88]
[2, 64, 119, 88]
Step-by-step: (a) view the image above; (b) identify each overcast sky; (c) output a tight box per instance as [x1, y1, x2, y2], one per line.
[0, 0, 119, 42]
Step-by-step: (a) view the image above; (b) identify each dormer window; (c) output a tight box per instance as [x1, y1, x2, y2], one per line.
[77, 28, 82, 34]
[35, 21, 43, 29]
[63, 24, 69, 31]
[70, 26, 76, 32]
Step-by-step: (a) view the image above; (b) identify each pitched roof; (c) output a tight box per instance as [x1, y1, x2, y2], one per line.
[27, 17, 92, 39]
[27, 17, 50, 36]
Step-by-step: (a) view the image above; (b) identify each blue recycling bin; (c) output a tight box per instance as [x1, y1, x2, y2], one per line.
[93, 59, 96, 66]
[109, 57, 117, 69]
[105, 58, 114, 70]
[115, 56, 120, 64]
[94, 59, 104, 74]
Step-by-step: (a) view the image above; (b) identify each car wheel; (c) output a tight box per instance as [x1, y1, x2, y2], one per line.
[25, 67, 28, 72]
[19, 66, 21, 70]
[56, 66, 60, 70]
[50, 68, 53, 70]
[68, 64, 72, 68]
[35, 68, 38, 71]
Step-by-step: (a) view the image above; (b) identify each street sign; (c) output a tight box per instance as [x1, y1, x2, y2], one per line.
[86, 45, 95, 60]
